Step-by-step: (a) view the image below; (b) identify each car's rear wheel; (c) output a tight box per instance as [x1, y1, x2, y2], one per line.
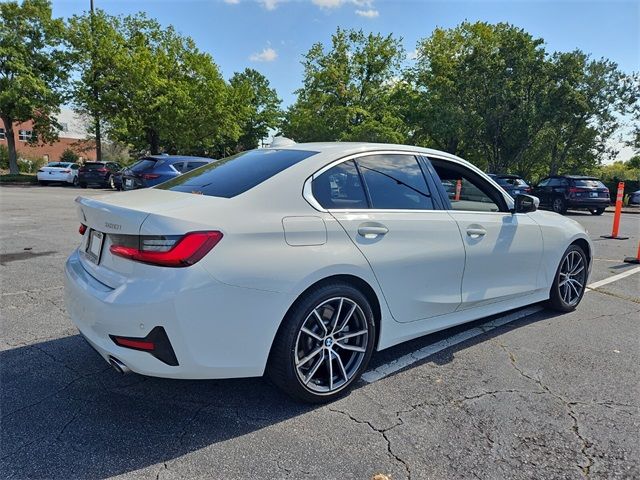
[268, 282, 375, 403]
[109, 175, 116, 190]
[590, 207, 605, 215]
[552, 197, 567, 214]
[79, 182, 87, 188]
[72, 176, 79, 187]
[546, 245, 588, 312]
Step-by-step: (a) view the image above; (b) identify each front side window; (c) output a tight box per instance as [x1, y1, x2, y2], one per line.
[430, 159, 505, 212]
[0, 128, 5, 140]
[356, 154, 433, 210]
[312, 160, 368, 209]
[157, 149, 318, 198]
[184, 161, 207, 172]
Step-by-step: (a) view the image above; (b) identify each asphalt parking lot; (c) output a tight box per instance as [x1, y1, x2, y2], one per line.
[1, 184, 639, 480]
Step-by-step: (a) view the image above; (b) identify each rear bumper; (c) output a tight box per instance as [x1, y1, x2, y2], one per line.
[64, 249, 292, 379]
[37, 172, 74, 183]
[567, 198, 610, 209]
[78, 174, 109, 185]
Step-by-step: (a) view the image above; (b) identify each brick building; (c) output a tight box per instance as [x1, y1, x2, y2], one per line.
[0, 109, 96, 163]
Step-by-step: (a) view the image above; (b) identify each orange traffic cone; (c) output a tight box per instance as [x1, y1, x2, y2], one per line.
[624, 241, 640, 264]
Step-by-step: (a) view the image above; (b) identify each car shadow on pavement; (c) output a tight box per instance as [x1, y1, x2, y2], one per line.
[0, 305, 560, 479]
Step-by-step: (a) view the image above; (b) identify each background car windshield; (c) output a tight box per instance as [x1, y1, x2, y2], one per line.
[157, 149, 318, 198]
[83, 163, 104, 170]
[497, 177, 528, 186]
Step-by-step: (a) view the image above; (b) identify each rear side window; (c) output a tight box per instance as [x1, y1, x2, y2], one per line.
[157, 149, 318, 198]
[184, 161, 208, 172]
[312, 160, 368, 209]
[130, 159, 158, 172]
[573, 179, 605, 188]
[356, 154, 433, 210]
[497, 177, 527, 186]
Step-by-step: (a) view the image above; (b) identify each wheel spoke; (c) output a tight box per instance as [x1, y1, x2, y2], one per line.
[303, 351, 324, 385]
[326, 350, 334, 390]
[301, 326, 323, 342]
[335, 342, 366, 353]
[334, 303, 357, 335]
[570, 264, 584, 276]
[329, 298, 344, 333]
[312, 309, 328, 335]
[336, 329, 368, 341]
[333, 350, 348, 381]
[296, 346, 322, 367]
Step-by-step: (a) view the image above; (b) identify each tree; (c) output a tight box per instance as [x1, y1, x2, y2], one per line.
[282, 28, 407, 143]
[229, 68, 282, 150]
[59, 148, 79, 163]
[0, 0, 69, 174]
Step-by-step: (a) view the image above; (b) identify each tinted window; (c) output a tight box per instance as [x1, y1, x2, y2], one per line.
[547, 178, 564, 187]
[157, 149, 318, 198]
[496, 177, 528, 187]
[83, 162, 105, 170]
[184, 161, 208, 172]
[130, 159, 158, 172]
[573, 179, 605, 188]
[312, 160, 368, 209]
[537, 178, 550, 187]
[70, 164, 79, 170]
[356, 155, 433, 210]
[171, 161, 185, 173]
[431, 160, 503, 212]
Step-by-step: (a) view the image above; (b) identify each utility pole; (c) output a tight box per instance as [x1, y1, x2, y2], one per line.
[90, 0, 102, 161]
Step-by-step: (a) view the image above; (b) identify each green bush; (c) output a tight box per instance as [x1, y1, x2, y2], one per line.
[60, 148, 79, 163]
[0, 144, 8, 169]
[17, 155, 47, 173]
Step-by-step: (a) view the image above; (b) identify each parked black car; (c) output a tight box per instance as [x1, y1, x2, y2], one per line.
[120, 155, 213, 190]
[78, 161, 122, 188]
[533, 175, 610, 215]
[629, 190, 640, 206]
[488, 174, 532, 197]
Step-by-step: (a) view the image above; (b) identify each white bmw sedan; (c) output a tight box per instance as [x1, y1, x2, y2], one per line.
[37, 162, 80, 186]
[65, 143, 592, 402]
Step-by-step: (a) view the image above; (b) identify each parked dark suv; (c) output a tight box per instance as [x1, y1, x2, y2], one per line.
[533, 175, 610, 215]
[120, 155, 213, 190]
[488, 174, 532, 197]
[78, 162, 122, 188]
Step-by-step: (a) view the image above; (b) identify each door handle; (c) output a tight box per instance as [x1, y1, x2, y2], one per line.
[358, 223, 389, 238]
[466, 228, 486, 237]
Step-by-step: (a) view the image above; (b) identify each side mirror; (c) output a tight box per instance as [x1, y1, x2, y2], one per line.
[514, 194, 539, 214]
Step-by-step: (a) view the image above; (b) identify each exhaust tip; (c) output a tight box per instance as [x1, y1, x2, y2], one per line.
[108, 356, 131, 374]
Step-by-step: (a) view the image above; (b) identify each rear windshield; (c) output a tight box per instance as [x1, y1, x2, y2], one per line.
[156, 149, 318, 198]
[129, 159, 158, 172]
[496, 177, 528, 187]
[83, 162, 105, 170]
[573, 179, 606, 188]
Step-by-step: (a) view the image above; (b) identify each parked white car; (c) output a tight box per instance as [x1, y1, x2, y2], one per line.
[37, 162, 79, 186]
[65, 142, 592, 402]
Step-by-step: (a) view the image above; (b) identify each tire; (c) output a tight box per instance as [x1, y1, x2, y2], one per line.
[552, 197, 567, 214]
[38, 181, 48, 186]
[267, 282, 376, 403]
[72, 176, 79, 187]
[79, 182, 87, 189]
[546, 244, 588, 312]
[109, 176, 116, 190]
[590, 207, 605, 215]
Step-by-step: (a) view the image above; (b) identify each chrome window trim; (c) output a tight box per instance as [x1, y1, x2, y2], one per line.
[302, 149, 513, 213]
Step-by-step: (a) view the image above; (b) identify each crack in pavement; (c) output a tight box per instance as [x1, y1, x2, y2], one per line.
[328, 407, 411, 480]
[588, 288, 640, 304]
[498, 343, 596, 478]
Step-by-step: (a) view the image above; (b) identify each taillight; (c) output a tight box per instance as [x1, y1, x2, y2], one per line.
[141, 173, 160, 180]
[97, 168, 108, 173]
[79, 224, 87, 235]
[113, 337, 155, 350]
[110, 231, 223, 267]
[62, 169, 71, 173]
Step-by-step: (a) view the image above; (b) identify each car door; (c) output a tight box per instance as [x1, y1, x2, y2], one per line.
[429, 157, 544, 310]
[534, 177, 551, 205]
[310, 153, 466, 323]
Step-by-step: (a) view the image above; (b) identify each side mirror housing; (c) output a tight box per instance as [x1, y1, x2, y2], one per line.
[514, 194, 539, 214]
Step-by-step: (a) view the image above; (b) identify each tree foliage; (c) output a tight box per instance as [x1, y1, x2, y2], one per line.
[282, 28, 407, 143]
[0, 0, 69, 173]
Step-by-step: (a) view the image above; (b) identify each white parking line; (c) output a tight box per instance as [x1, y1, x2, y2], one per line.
[362, 266, 640, 384]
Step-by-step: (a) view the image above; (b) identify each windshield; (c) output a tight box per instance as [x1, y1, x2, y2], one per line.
[129, 159, 158, 172]
[156, 149, 318, 198]
[496, 177, 528, 187]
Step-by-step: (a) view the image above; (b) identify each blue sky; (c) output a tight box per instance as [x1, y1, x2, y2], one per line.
[51, 0, 639, 107]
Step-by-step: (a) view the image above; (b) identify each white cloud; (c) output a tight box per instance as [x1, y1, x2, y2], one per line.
[259, 0, 281, 10]
[408, 49, 418, 60]
[312, 0, 345, 7]
[224, 0, 240, 4]
[249, 47, 278, 62]
[355, 8, 378, 18]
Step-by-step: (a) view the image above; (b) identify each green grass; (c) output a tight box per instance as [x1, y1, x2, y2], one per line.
[0, 173, 38, 184]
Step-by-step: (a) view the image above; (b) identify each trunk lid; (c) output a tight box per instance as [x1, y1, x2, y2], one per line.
[75, 189, 228, 286]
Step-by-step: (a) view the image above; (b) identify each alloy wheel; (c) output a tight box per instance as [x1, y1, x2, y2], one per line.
[558, 250, 586, 306]
[109, 176, 115, 189]
[553, 198, 564, 213]
[294, 297, 369, 394]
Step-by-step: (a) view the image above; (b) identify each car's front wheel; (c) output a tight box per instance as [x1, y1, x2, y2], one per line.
[547, 244, 588, 312]
[268, 282, 375, 403]
[552, 197, 567, 214]
[72, 176, 79, 187]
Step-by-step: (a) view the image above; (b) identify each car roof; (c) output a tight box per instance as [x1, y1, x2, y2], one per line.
[489, 174, 523, 179]
[549, 175, 600, 180]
